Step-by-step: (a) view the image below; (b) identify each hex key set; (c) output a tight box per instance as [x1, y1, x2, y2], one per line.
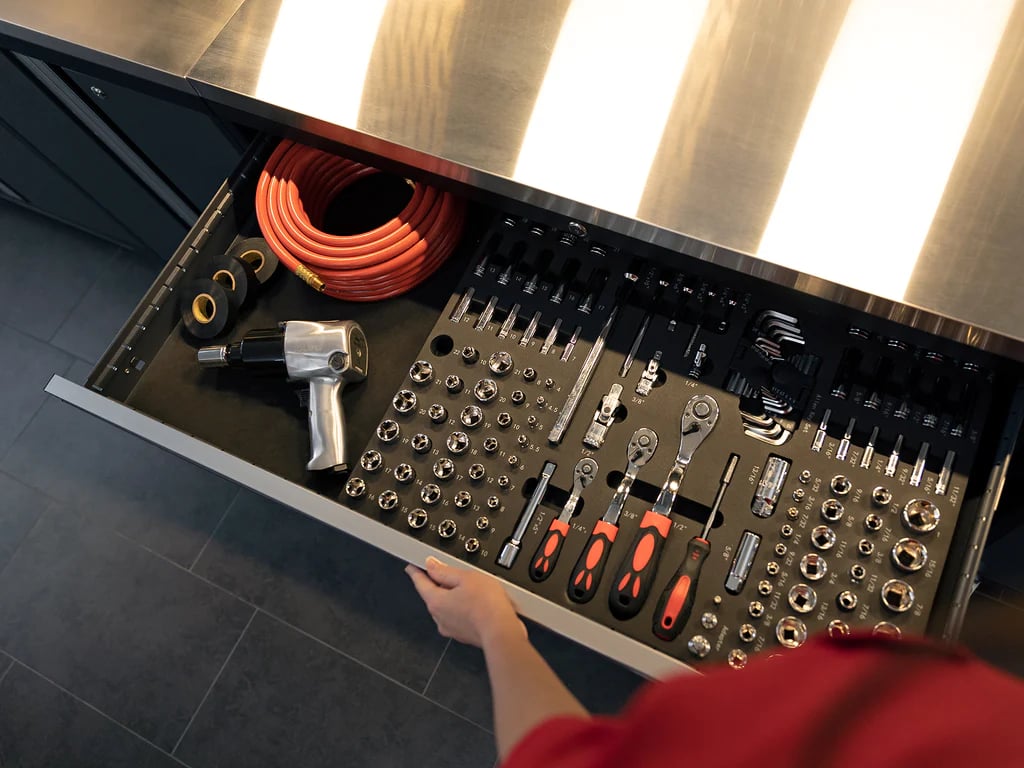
[344, 212, 1007, 668]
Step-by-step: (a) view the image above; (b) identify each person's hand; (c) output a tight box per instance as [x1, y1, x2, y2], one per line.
[406, 556, 526, 649]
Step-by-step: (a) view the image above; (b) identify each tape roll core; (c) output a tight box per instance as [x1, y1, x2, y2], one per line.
[180, 278, 237, 339]
[227, 237, 279, 285]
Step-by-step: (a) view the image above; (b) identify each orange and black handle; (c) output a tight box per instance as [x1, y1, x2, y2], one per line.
[653, 536, 710, 640]
[567, 521, 618, 603]
[608, 511, 672, 620]
[530, 519, 570, 582]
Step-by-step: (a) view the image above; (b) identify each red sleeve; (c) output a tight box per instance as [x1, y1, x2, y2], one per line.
[500, 635, 1024, 768]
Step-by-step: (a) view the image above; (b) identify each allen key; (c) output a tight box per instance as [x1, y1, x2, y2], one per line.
[860, 426, 879, 469]
[449, 287, 475, 322]
[935, 450, 955, 496]
[474, 295, 499, 331]
[836, 418, 856, 462]
[561, 326, 581, 362]
[520, 311, 542, 346]
[885, 434, 904, 477]
[497, 303, 520, 339]
[909, 441, 929, 487]
[811, 409, 831, 452]
[540, 319, 562, 355]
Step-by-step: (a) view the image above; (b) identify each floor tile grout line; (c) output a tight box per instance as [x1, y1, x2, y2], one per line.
[189, 487, 242, 571]
[0, 656, 14, 687]
[172, 607, 258, 756]
[260, 611, 495, 736]
[422, 638, 451, 694]
[0, 511, 50, 587]
[44, 245, 113, 347]
[112, 530, 261, 606]
[6, 659, 193, 767]
[108, 532, 495, 736]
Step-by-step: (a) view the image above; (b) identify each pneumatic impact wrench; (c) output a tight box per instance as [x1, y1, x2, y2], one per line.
[197, 320, 368, 472]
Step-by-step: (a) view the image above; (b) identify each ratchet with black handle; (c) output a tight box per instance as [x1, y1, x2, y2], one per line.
[567, 428, 658, 603]
[608, 395, 720, 620]
[529, 458, 599, 582]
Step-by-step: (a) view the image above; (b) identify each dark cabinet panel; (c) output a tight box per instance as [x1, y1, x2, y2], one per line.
[64, 68, 242, 211]
[0, 52, 184, 255]
[0, 118, 137, 245]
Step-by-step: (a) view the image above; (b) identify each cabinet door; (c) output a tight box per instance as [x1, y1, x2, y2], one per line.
[0, 117, 138, 245]
[64, 68, 243, 211]
[0, 51, 184, 255]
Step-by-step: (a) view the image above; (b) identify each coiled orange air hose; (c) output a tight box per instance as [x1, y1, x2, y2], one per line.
[256, 139, 466, 301]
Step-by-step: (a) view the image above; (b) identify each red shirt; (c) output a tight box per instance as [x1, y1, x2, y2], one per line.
[502, 636, 1024, 767]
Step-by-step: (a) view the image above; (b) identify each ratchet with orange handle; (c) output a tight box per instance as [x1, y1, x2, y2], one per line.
[653, 453, 739, 640]
[608, 394, 720, 620]
[529, 458, 599, 582]
[567, 428, 658, 603]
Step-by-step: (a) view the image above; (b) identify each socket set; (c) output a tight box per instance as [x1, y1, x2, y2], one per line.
[344, 212, 1004, 668]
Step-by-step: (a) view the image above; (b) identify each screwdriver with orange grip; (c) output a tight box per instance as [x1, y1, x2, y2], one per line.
[608, 395, 719, 620]
[529, 458, 598, 582]
[567, 429, 658, 603]
[653, 453, 739, 640]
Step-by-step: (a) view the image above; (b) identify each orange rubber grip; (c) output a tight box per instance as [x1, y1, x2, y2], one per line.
[608, 510, 672, 620]
[529, 519, 570, 582]
[567, 520, 618, 603]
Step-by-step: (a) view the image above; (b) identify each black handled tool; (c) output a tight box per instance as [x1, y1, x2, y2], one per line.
[530, 458, 598, 581]
[609, 395, 719, 620]
[652, 453, 739, 640]
[567, 429, 658, 603]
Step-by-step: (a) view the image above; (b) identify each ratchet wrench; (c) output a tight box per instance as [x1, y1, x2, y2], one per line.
[609, 395, 719, 620]
[567, 429, 658, 603]
[529, 458, 598, 582]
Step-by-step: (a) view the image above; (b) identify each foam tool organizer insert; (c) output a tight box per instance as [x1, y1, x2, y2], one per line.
[344, 212, 1011, 668]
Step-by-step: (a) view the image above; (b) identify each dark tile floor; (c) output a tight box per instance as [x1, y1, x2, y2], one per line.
[0, 199, 1022, 765]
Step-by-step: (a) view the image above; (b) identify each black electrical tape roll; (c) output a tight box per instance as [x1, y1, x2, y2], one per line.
[179, 278, 237, 340]
[227, 237, 278, 285]
[208, 253, 258, 310]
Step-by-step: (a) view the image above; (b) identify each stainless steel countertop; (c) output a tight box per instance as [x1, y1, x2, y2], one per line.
[3, 0, 1024, 358]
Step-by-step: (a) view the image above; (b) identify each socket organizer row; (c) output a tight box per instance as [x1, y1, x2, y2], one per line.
[343, 212, 1004, 668]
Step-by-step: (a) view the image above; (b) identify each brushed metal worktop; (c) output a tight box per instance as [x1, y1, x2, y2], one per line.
[3, 0, 1023, 358]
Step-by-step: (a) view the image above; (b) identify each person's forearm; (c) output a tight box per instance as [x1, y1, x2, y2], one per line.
[482, 628, 588, 760]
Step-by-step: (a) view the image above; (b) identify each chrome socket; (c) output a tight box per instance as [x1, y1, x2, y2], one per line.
[836, 590, 858, 611]
[872, 486, 893, 506]
[688, 635, 711, 658]
[344, 477, 366, 498]
[407, 508, 428, 529]
[486, 495, 500, 510]
[858, 538, 874, 556]
[376, 420, 400, 443]
[392, 389, 417, 414]
[788, 584, 817, 614]
[411, 433, 432, 454]
[739, 624, 757, 643]
[891, 538, 928, 573]
[444, 375, 464, 394]
[438, 519, 458, 539]
[468, 463, 485, 481]
[496, 412, 512, 428]
[475, 515, 490, 530]
[799, 553, 827, 581]
[487, 351, 513, 376]
[460, 405, 484, 429]
[377, 490, 399, 511]
[446, 431, 470, 455]
[483, 437, 499, 453]
[473, 378, 498, 403]
[409, 360, 434, 384]
[433, 458, 456, 480]
[464, 537, 480, 553]
[428, 403, 448, 424]
[776, 616, 808, 649]
[881, 579, 915, 613]
[454, 490, 472, 509]
[810, 525, 836, 551]
[728, 649, 748, 669]
[360, 450, 383, 472]
[902, 498, 940, 533]
[830, 474, 852, 496]
[394, 463, 415, 484]
[821, 499, 845, 523]
[420, 484, 442, 505]
[864, 513, 884, 532]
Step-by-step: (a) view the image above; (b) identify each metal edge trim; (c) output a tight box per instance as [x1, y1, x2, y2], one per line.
[942, 382, 1024, 641]
[0, 20, 190, 92]
[45, 374, 692, 680]
[186, 79, 1024, 362]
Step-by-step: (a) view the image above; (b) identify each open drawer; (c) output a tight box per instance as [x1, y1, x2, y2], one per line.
[47, 135, 1024, 676]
